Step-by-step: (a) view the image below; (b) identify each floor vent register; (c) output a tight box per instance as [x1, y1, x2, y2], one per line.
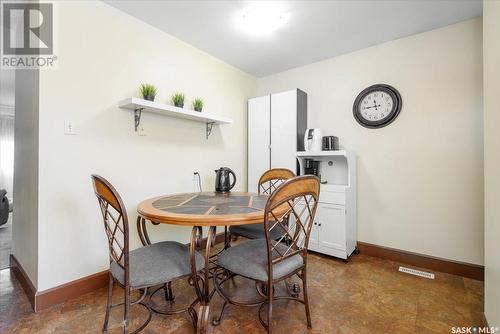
[398, 266, 435, 279]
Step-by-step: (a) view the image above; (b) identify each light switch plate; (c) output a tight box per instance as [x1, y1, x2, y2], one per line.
[64, 121, 76, 135]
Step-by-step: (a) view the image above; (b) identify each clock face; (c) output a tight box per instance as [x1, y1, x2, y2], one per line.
[353, 84, 402, 129]
[358, 91, 393, 122]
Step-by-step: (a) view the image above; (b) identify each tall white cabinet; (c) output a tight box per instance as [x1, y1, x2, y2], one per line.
[297, 151, 357, 260]
[247, 89, 307, 192]
[248, 90, 357, 261]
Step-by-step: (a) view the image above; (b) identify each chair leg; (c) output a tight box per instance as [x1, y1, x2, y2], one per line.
[267, 280, 273, 334]
[224, 227, 231, 249]
[212, 300, 227, 326]
[102, 274, 113, 334]
[188, 299, 199, 332]
[123, 285, 130, 334]
[302, 269, 312, 329]
[164, 281, 175, 302]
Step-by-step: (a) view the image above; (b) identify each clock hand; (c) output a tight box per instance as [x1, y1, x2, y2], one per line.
[364, 104, 382, 110]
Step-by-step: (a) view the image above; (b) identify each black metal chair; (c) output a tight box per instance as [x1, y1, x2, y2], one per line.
[91, 175, 204, 334]
[228, 168, 295, 241]
[214, 175, 320, 334]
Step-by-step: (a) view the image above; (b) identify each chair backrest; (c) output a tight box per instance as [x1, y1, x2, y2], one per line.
[263, 175, 320, 269]
[91, 175, 129, 273]
[258, 168, 295, 195]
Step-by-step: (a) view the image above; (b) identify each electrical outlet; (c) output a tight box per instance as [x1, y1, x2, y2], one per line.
[137, 126, 146, 136]
[64, 121, 76, 135]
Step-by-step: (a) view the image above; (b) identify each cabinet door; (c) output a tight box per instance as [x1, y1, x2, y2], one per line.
[318, 203, 346, 251]
[270, 90, 297, 173]
[248, 95, 271, 193]
[308, 213, 320, 247]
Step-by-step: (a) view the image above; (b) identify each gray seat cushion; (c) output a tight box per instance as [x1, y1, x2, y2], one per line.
[229, 223, 285, 240]
[110, 241, 204, 288]
[218, 239, 303, 282]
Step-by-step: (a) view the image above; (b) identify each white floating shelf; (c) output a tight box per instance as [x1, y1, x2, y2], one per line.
[118, 97, 233, 138]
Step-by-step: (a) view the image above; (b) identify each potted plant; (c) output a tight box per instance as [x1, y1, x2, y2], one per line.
[171, 92, 185, 108]
[192, 98, 204, 112]
[140, 84, 157, 101]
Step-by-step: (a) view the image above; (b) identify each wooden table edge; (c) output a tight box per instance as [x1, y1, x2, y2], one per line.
[137, 192, 270, 226]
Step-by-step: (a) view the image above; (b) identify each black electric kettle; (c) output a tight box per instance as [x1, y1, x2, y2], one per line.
[215, 167, 236, 192]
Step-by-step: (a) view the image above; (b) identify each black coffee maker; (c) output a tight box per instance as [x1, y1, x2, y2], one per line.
[215, 167, 236, 192]
[304, 159, 320, 177]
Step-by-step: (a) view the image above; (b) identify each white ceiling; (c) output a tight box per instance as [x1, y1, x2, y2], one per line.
[105, 1, 478, 77]
[104, 0, 482, 77]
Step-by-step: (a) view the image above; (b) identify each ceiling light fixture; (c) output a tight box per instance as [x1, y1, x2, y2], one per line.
[237, 3, 287, 37]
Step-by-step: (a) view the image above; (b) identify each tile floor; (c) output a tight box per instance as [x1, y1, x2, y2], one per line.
[0, 252, 483, 333]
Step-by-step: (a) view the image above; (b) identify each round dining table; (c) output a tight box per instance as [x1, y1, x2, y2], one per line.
[136, 191, 271, 334]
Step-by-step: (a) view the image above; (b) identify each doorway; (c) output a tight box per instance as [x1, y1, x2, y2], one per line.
[0, 69, 15, 269]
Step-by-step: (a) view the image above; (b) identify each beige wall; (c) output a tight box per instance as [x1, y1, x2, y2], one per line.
[257, 19, 484, 265]
[13, 69, 39, 287]
[25, 1, 485, 291]
[483, 0, 500, 327]
[36, 1, 256, 290]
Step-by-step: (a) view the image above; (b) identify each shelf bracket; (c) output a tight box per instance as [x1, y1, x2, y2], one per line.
[206, 122, 215, 139]
[134, 108, 143, 132]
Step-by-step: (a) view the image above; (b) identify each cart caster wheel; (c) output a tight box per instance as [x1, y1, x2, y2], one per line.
[212, 318, 220, 326]
[354, 247, 360, 255]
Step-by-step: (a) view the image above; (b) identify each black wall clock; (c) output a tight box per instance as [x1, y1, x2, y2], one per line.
[353, 84, 402, 129]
